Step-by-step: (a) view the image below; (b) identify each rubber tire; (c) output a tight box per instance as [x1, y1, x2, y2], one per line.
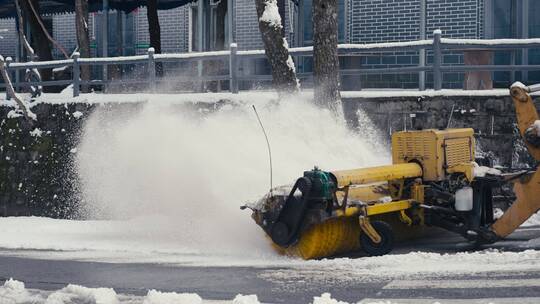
[360, 220, 394, 256]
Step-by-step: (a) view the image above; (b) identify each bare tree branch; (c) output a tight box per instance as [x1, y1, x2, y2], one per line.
[0, 55, 35, 120]
[26, 0, 69, 59]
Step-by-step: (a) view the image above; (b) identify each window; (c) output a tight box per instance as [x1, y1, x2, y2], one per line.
[492, 0, 516, 38]
[302, 0, 346, 45]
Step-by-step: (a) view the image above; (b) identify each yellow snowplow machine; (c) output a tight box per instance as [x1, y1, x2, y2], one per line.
[243, 83, 540, 260]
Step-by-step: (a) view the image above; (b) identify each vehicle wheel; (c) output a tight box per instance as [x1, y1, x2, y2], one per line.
[360, 220, 394, 256]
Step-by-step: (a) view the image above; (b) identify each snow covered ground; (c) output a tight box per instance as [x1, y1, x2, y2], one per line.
[1, 216, 540, 273]
[0, 278, 264, 304]
[4, 277, 540, 304]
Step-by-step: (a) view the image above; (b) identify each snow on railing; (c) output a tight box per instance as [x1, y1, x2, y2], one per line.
[442, 38, 540, 46]
[3, 30, 540, 97]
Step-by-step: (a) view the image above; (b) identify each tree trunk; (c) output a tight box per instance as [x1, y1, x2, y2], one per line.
[19, 0, 53, 82]
[313, 0, 341, 112]
[255, 0, 299, 95]
[75, 0, 91, 93]
[147, 0, 163, 76]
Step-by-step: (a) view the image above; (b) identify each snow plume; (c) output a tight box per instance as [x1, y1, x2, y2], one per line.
[76, 94, 388, 260]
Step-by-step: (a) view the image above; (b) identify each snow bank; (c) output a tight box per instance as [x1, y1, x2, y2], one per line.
[143, 290, 202, 304]
[0, 279, 346, 304]
[232, 294, 260, 304]
[312, 293, 348, 304]
[0, 278, 42, 304]
[260, 250, 540, 284]
[0, 279, 220, 304]
[45, 284, 118, 304]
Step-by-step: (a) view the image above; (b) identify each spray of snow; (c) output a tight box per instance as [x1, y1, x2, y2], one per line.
[75, 95, 387, 261]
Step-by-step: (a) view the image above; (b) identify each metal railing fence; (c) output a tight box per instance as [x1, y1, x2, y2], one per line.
[2, 30, 540, 98]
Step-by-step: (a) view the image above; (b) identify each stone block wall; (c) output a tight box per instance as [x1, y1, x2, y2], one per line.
[0, 103, 93, 217]
[342, 93, 538, 167]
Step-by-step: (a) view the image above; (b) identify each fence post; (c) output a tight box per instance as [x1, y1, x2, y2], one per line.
[229, 43, 239, 94]
[148, 47, 156, 92]
[433, 29, 442, 91]
[72, 52, 80, 97]
[5, 57, 12, 100]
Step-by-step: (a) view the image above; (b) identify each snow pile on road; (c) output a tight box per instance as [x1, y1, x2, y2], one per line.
[0, 278, 42, 304]
[232, 294, 260, 304]
[46, 284, 119, 304]
[261, 249, 540, 285]
[143, 290, 202, 304]
[312, 293, 348, 304]
[0, 279, 356, 304]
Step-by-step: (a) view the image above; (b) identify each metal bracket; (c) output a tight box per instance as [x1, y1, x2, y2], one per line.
[359, 216, 382, 244]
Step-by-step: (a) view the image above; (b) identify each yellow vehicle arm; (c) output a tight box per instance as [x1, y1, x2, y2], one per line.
[490, 83, 540, 238]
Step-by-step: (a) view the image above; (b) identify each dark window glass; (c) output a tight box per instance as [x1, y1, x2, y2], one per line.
[303, 0, 346, 45]
[529, 1, 540, 82]
[530, 1, 540, 38]
[492, 0, 512, 38]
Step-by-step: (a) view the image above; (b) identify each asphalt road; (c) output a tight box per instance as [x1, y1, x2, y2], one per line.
[1, 227, 540, 303]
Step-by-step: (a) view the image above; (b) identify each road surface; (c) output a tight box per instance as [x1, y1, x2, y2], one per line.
[1, 226, 540, 303]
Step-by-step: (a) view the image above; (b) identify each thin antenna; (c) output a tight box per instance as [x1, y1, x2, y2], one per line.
[447, 102, 456, 129]
[252, 105, 273, 196]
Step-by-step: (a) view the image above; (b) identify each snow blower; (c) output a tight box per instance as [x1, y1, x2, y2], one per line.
[243, 83, 540, 260]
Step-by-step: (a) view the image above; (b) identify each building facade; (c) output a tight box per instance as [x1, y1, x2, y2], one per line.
[0, 0, 538, 89]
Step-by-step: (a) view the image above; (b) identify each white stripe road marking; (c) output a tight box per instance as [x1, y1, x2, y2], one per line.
[383, 278, 540, 289]
[358, 298, 540, 304]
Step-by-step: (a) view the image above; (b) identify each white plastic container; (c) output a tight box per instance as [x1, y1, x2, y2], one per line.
[455, 187, 474, 211]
